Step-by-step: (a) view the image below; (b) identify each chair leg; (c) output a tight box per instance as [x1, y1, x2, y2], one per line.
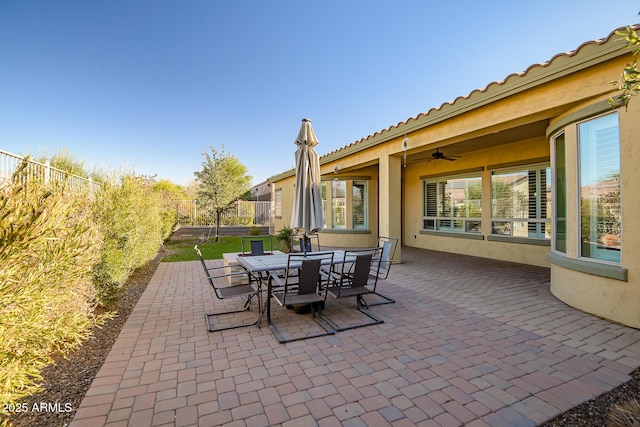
[205, 293, 261, 332]
[361, 291, 395, 306]
[323, 296, 384, 332]
[268, 301, 334, 344]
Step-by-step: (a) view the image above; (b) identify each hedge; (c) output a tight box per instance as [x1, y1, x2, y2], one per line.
[0, 172, 107, 404]
[0, 166, 178, 408]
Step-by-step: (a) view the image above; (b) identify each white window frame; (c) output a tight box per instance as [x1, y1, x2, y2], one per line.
[422, 173, 482, 234]
[551, 132, 567, 254]
[490, 163, 550, 239]
[321, 179, 369, 230]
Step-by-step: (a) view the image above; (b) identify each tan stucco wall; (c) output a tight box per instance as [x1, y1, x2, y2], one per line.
[269, 33, 640, 327]
[549, 96, 640, 329]
[272, 165, 379, 249]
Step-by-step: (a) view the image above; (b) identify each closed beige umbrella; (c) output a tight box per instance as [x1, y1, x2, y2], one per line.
[290, 118, 323, 251]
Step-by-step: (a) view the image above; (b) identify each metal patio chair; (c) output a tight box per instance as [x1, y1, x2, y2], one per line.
[266, 251, 335, 343]
[241, 234, 274, 256]
[363, 235, 398, 306]
[290, 232, 321, 253]
[195, 245, 261, 332]
[324, 247, 385, 331]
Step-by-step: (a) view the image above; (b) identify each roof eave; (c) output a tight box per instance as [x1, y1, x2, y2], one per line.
[269, 24, 636, 182]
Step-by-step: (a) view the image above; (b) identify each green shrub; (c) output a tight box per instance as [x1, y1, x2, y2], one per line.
[0, 168, 107, 405]
[92, 172, 164, 305]
[275, 226, 293, 252]
[248, 225, 261, 236]
[151, 179, 184, 241]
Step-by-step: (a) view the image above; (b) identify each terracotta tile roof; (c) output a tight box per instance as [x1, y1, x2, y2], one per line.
[321, 24, 637, 158]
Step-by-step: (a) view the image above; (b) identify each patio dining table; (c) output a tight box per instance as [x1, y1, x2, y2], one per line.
[235, 250, 347, 274]
[235, 250, 348, 327]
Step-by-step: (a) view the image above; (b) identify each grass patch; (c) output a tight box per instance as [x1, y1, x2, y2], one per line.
[163, 236, 241, 261]
[162, 236, 285, 261]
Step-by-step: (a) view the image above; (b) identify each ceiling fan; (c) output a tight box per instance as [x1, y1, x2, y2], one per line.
[426, 148, 460, 162]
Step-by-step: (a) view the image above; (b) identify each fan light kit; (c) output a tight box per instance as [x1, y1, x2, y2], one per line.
[427, 148, 460, 162]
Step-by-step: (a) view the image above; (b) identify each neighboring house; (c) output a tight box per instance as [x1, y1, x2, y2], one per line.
[251, 180, 271, 201]
[269, 25, 640, 329]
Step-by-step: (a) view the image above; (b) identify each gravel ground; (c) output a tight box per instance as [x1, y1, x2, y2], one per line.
[3, 250, 639, 427]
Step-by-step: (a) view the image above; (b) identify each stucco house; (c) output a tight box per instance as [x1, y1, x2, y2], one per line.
[268, 25, 640, 329]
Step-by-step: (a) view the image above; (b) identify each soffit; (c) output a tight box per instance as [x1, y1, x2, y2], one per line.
[404, 120, 550, 165]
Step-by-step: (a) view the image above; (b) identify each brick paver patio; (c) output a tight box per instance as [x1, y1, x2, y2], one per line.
[69, 247, 640, 426]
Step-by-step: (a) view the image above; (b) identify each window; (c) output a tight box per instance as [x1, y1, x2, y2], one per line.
[553, 133, 567, 253]
[423, 175, 482, 233]
[578, 112, 621, 263]
[332, 180, 346, 229]
[321, 179, 369, 230]
[352, 181, 367, 229]
[274, 188, 282, 217]
[491, 165, 550, 239]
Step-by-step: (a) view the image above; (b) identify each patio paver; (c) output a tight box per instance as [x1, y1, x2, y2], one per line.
[69, 247, 640, 426]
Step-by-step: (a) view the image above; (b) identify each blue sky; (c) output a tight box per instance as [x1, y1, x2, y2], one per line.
[1, 1, 637, 186]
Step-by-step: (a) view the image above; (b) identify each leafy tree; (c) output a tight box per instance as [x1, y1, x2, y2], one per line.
[609, 25, 640, 109]
[194, 146, 252, 242]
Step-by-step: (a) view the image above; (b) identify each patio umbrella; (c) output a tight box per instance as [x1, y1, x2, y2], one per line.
[291, 118, 323, 252]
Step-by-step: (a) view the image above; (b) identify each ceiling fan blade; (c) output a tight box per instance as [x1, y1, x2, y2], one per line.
[443, 157, 457, 161]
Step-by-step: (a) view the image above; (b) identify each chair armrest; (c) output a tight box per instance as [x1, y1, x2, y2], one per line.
[268, 271, 286, 288]
[205, 263, 251, 280]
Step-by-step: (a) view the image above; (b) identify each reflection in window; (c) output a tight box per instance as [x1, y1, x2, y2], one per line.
[321, 180, 369, 230]
[352, 181, 367, 229]
[579, 113, 621, 263]
[321, 182, 327, 228]
[423, 175, 482, 233]
[274, 189, 282, 217]
[491, 165, 550, 239]
[554, 133, 567, 253]
[332, 180, 346, 229]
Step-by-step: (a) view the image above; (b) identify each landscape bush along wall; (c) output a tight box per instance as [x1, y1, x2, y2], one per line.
[0, 166, 176, 407]
[91, 173, 166, 305]
[0, 169, 108, 405]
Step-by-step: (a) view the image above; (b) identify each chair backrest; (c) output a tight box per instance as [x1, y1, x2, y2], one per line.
[195, 245, 220, 293]
[195, 245, 209, 275]
[377, 236, 398, 279]
[341, 247, 383, 289]
[241, 235, 273, 256]
[297, 259, 322, 295]
[351, 254, 373, 288]
[290, 233, 321, 253]
[250, 240, 265, 256]
[285, 251, 334, 294]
